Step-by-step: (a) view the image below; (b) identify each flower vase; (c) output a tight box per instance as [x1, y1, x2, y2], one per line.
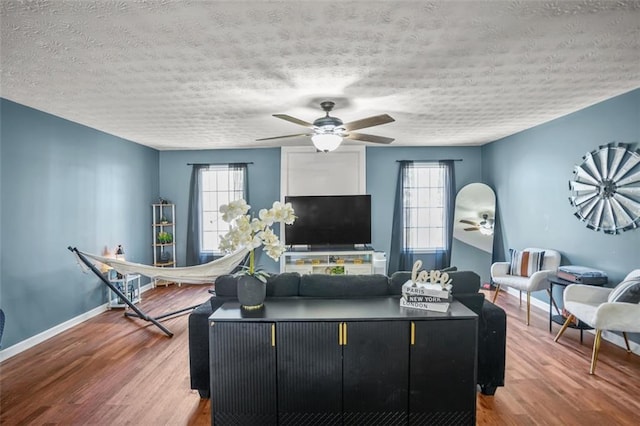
[237, 275, 266, 310]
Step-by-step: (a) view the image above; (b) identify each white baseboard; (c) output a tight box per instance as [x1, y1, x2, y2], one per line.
[503, 287, 640, 355]
[0, 304, 108, 362]
[0, 282, 155, 362]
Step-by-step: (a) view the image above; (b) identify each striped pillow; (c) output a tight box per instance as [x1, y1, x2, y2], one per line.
[509, 249, 545, 277]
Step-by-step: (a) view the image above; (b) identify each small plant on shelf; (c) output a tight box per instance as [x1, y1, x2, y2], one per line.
[160, 216, 169, 224]
[157, 231, 173, 244]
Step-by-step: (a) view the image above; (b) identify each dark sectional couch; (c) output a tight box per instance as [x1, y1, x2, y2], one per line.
[188, 270, 506, 398]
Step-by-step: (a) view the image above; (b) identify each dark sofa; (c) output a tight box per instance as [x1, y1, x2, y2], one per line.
[188, 270, 506, 398]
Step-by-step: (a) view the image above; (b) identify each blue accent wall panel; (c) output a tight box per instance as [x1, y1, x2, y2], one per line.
[159, 149, 281, 271]
[0, 99, 159, 349]
[482, 88, 640, 285]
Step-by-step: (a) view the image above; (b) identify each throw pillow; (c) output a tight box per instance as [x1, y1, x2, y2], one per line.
[608, 278, 640, 303]
[266, 272, 300, 297]
[389, 271, 412, 295]
[214, 274, 238, 297]
[299, 274, 389, 297]
[509, 249, 545, 277]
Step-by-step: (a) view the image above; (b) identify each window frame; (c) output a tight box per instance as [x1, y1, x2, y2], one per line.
[198, 165, 246, 255]
[402, 162, 447, 252]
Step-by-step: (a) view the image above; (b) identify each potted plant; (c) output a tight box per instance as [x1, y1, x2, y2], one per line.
[219, 199, 296, 309]
[157, 231, 173, 244]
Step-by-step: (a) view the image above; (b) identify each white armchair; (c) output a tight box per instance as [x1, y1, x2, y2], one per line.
[490, 248, 561, 325]
[554, 269, 640, 374]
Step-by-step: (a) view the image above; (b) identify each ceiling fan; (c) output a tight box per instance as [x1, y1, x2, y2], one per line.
[256, 101, 395, 152]
[460, 214, 495, 235]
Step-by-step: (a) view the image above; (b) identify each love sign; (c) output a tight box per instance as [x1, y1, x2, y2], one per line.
[410, 260, 452, 289]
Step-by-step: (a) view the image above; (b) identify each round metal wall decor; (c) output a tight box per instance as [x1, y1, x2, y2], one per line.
[569, 142, 640, 234]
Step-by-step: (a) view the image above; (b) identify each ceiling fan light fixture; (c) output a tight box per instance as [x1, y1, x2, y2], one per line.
[479, 226, 494, 236]
[311, 133, 342, 152]
[479, 215, 494, 235]
[262, 101, 394, 149]
[313, 116, 344, 128]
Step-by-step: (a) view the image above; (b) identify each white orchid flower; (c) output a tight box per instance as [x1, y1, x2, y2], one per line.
[258, 227, 277, 244]
[263, 241, 286, 260]
[220, 199, 251, 222]
[217, 198, 296, 274]
[251, 217, 266, 233]
[258, 208, 275, 226]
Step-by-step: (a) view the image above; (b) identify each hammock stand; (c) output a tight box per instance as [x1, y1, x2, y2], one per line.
[68, 246, 248, 337]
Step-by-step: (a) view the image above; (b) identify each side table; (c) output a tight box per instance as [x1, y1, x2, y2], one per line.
[548, 275, 606, 342]
[107, 273, 141, 309]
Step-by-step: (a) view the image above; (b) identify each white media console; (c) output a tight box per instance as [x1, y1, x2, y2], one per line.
[281, 249, 387, 275]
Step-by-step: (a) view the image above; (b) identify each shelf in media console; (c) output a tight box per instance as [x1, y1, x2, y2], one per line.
[287, 244, 374, 252]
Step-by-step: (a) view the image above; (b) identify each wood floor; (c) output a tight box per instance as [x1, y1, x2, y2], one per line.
[1, 285, 639, 425]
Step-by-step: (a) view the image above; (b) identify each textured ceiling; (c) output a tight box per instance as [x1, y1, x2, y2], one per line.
[1, 0, 640, 151]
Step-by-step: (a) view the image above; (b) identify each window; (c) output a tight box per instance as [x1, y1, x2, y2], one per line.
[388, 160, 454, 274]
[199, 165, 246, 254]
[403, 162, 447, 251]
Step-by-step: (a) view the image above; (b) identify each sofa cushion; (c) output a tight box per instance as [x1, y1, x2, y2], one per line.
[448, 271, 481, 294]
[215, 273, 301, 298]
[266, 272, 301, 297]
[389, 271, 412, 295]
[509, 249, 545, 277]
[491, 274, 530, 291]
[215, 274, 238, 299]
[214, 274, 239, 297]
[299, 274, 389, 297]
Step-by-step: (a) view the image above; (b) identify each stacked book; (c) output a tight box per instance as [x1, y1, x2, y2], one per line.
[401, 280, 452, 313]
[556, 265, 607, 284]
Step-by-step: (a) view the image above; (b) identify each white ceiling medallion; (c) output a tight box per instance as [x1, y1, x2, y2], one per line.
[569, 143, 640, 234]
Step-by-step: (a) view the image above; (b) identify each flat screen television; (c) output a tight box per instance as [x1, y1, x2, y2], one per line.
[284, 195, 371, 246]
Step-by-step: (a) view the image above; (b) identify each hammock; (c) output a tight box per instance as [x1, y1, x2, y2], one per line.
[75, 247, 249, 284]
[68, 246, 249, 337]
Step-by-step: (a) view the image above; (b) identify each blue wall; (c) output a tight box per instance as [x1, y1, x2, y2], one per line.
[0, 99, 159, 349]
[482, 88, 640, 286]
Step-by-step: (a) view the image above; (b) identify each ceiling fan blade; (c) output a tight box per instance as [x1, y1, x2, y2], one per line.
[256, 133, 312, 141]
[273, 114, 314, 128]
[345, 132, 394, 144]
[343, 114, 395, 131]
[464, 227, 480, 231]
[459, 219, 479, 226]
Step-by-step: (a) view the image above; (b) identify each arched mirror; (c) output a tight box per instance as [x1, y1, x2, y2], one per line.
[450, 183, 496, 286]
